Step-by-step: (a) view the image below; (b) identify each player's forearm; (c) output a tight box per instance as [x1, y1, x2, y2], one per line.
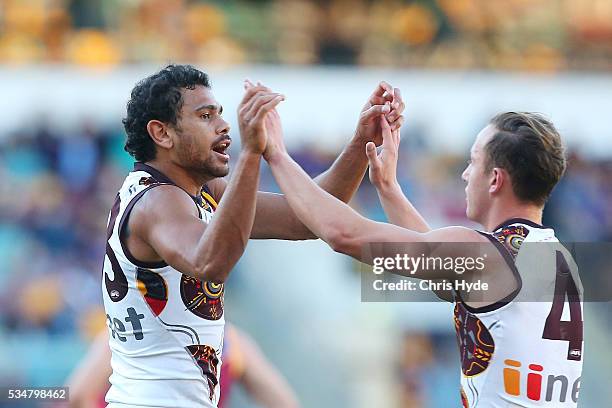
[195, 151, 261, 282]
[376, 182, 431, 232]
[268, 151, 367, 250]
[271, 140, 368, 241]
[314, 138, 369, 202]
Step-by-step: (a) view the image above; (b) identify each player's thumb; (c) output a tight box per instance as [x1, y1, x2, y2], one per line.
[366, 142, 379, 166]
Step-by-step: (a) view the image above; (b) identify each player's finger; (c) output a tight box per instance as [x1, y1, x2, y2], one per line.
[389, 116, 404, 131]
[256, 81, 272, 92]
[387, 109, 399, 122]
[394, 88, 403, 108]
[245, 92, 283, 121]
[239, 88, 268, 113]
[390, 115, 404, 132]
[369, 96, 387, 105]
[387, 91, 404, 120]
[253, 95, 285, 123]
[239, 89, 267, 117]
[242, 92, 282, 120]
[389, 102, 405, 122]
[269, 109, 281, 120]
[361, 102, 391, 121]
[380, 115, 393, 148]
[239, 86, 269, 108]
[365, 142, 380, 168]
[392, 128, 401, 147]
[369, 81, 394, 100]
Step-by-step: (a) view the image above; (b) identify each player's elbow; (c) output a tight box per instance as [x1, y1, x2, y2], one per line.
[192, 242, 247, 283]
[325, 225, 361, 256]
[194, 261, 231, 283]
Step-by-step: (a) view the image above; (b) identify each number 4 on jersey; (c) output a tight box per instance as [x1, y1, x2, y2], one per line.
[542, 251, 583, 361]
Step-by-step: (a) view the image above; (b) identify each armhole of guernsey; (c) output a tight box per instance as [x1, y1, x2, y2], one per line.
[457, 230, 524, 314]
[201, 184, 218, 210]
[117, 183, 170, 269]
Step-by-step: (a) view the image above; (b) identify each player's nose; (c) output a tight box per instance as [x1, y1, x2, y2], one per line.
[217, 118, 230, 135]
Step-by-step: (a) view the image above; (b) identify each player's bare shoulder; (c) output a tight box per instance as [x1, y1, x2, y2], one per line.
[132, 184, 201, 226]
[425, 226, 490, 243]
[124, 185, 202, 262]
[424, 226, 494, 260]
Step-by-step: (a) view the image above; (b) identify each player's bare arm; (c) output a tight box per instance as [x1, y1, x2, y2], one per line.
[263, 111, 502, 278]
[207, 81, 406, 240]
[125, 87, 284, 283]
[365, 103, 431, 233]
[367, 120, 467, 301]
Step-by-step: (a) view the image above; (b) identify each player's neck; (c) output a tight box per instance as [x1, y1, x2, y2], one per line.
[144, 160, 207, 197]
[483, 204, 543, 232]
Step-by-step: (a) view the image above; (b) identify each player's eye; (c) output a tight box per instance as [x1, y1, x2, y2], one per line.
[201, 112, 211, 120]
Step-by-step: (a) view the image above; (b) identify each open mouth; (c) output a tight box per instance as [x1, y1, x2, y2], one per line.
[211, 138, 231, 160]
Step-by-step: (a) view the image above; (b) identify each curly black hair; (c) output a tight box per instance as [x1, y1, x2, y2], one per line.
[123, 64, 211, 162]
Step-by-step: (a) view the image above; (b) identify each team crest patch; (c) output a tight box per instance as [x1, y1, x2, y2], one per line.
[493, 225, 529, 258]
[454, 302, 495, 377]
[180, 275, 224, 320]
[186, 344, 219, 401]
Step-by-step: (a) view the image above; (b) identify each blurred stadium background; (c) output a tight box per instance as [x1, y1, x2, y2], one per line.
[0, 0, 611, 407]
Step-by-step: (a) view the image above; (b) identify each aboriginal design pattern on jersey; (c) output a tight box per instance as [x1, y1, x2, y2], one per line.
[186, 344, 220, 401]
[492, 224, 528, 258]
[136, 268, 168, 316]
[181, 276, 224, 320]
[454, 302, 495, 377]
[178, 189, 224, 321]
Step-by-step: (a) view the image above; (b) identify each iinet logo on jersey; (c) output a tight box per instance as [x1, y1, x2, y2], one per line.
[503, 359, 580, 403]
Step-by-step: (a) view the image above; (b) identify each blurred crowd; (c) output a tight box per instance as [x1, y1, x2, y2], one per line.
[0, 119, 610, 391]
[2, 0, 612, 70]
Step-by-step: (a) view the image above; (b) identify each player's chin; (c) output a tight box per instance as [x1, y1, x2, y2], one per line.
[210, 163, 230, 178]
[206, 153, 230, 176]
[465, 204, 474, 221]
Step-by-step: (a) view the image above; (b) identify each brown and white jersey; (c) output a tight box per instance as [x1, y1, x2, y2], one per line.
[102, 162, 224, 408]
[454, 219, 584, 407]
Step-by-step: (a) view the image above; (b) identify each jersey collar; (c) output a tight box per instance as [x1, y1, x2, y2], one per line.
[492, 217, 547, 231]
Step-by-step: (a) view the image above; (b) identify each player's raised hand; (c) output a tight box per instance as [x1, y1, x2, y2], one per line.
[238, 81, 285, 155]
[262, 108, 287, 162]
[243, 80, 288, 162]
[355, 82, 405, 147]
[366, 114, 401, 189]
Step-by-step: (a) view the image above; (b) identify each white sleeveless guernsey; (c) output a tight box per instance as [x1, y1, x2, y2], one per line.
[102, 162, 224, 408]
[455, 219, 584, 407]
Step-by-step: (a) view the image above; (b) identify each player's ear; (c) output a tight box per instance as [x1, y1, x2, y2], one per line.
[489, 167, 504, 194]
[147, 120, 173, 150]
